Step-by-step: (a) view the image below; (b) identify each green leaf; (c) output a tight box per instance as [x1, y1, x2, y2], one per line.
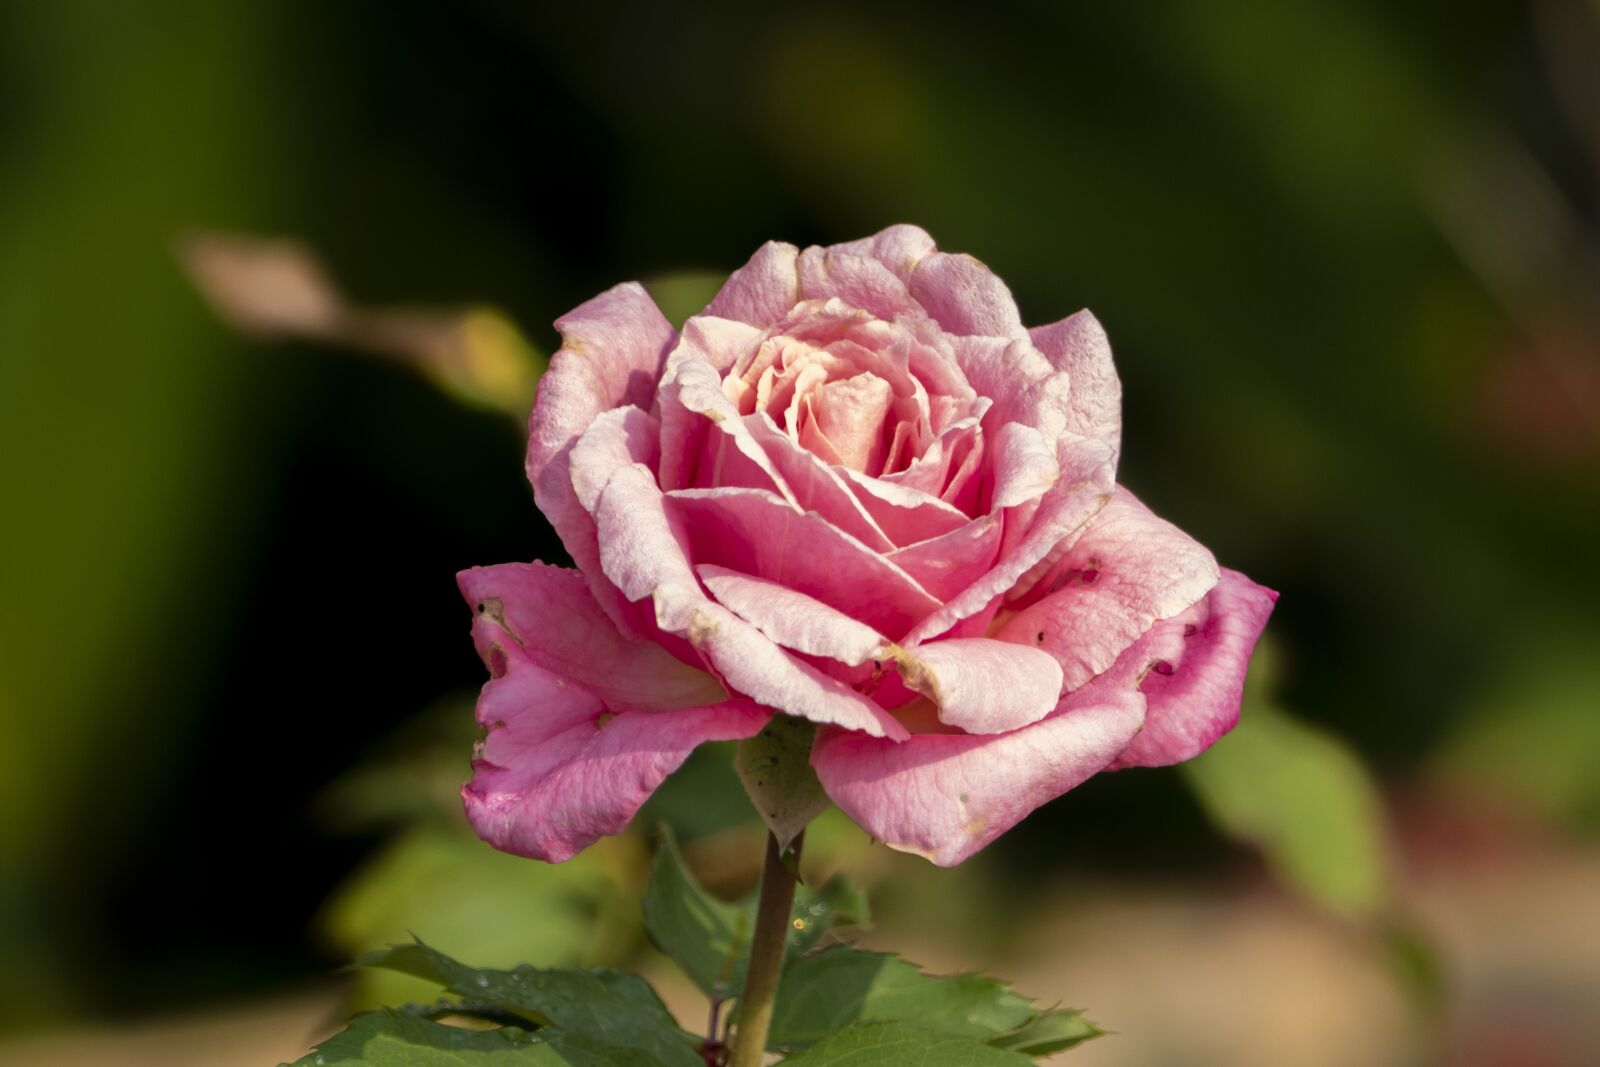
[778, 1022, 1035, 1065]
[736, 715, 830, 853]
[642, 828, 868, 999]
[363, 941, 700, 1067]
[1182, 701, 1387, 917]
[282, 1007, 635, 1065]
[988, 1008, 1103, 1057]
[767, 946, 1037, 1050]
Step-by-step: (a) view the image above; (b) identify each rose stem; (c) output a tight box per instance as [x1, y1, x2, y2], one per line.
[728, 831, 800, 1067]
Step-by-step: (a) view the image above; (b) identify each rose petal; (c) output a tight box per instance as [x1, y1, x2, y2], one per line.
[662, 313, 764, 388]
[659, 359, 795, 498]
[950, 334, 1074, 445]
[528, 282, 674, 481]
[809, 372, 894, 472]
[568, 406, 660, 512]
[811, 679, 1145, 866]
[988, 422, 1060, 511]
[836, 466, 972, 547]
[704, 241, 801, 328]
[1030, 310, 1122, 458]
[526, 283, 674, 628]
[904, 434, 1116, 645]
[593, 464, 907, 738]
[797, 246, 920, 321]
[698, 564, 889, 666]
[460, 561, 725, 714]
[995, 488, 1221, 691]
[463, 649, 768, 861]
[887, 516, 1003, 602]
[1111, 568, 1277, 768]
[892, 637, 1064, 734]
[665, 485, 943, 639]
[828, 224, 938, 279]
[906, 251, 1027, 339]
[746, 413, 895, 551]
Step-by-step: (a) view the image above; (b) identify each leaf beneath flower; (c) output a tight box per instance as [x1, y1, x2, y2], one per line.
[361, 941, 700, 1067]
[642, 827, 868, 999]
[282, 1007, 641, 1065]
[777, 1021, 1035, 1065]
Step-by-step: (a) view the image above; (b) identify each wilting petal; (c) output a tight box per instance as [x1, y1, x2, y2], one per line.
[459, 562, 724, 712]
[812, 681, 1145, 866]
[995, 488, 1221, 691]
[698, 565, 888, 666]
[907, 252, 1027, 340]
[892, 637, 1064, 734]
[594, 464, 907, 738]
[463, 648, 768, 861]
[704, 241, 800, 328]
[1030, 310, 1122, 458]
[665, 486, 942, 639]
[1111, 568, 1277, 768]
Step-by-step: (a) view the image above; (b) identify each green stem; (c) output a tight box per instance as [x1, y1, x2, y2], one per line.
[729, 832, 799, 1067]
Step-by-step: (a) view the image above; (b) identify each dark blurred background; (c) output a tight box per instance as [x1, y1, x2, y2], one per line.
[2, 2, 1597, 1064]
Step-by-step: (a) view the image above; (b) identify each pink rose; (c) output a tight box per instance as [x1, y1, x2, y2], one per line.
[460, 226, 1275, 866]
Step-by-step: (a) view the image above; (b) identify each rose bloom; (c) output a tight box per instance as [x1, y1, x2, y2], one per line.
[459, 226, 1275, 866]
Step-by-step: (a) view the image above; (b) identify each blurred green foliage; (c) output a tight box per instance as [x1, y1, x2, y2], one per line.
[2, 0, 1596, 1037]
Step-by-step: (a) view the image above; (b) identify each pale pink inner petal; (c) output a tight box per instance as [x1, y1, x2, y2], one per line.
[698, 564, 889, 666]
[808, 372, 893, 472]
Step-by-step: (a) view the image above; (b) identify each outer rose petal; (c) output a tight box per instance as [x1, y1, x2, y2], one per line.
[1111, 568, 1278, 769]
[462, 648, 768, 862]
[458, 561, 724, 712]
[907, 251, 1028, 340]
[827, 224, 937, 280]
[995, 488, 1221, 691]
[811, 677, 1146, 866]
[704, 241, 800, 327]
[797, 245, 920, 322]
[1030, 310, 1122, 458]
[527, 283, 675, 628]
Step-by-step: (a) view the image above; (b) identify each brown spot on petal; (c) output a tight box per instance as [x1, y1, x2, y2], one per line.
[484, 643, 509, 678]
[595, 711, 615, 729]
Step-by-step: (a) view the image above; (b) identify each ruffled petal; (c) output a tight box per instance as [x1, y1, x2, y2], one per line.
[797, 245, 920, 321]
[827, 224, 937, 280]
[1111, 568, 1277, 768]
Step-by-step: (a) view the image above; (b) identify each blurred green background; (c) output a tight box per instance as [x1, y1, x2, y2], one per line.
[2, 1, 1597, 1064]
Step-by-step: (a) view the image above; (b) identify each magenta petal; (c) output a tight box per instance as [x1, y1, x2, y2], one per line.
[811, 681, 1145, 866]
[698, 564, 888, 666]
[1111, 568, 1277, 769]
[458, 562, 724, 712]
[463, 651, 768, 861]
[907, 252, 1027, 340]
[704, 241, 801, 328]
[1030, 310, 1122, 458]
[995, 488, 1221, 691]
[895, 637, 1064, 734]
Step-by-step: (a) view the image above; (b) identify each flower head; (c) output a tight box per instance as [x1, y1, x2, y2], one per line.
[461, 226, 1275, 865]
